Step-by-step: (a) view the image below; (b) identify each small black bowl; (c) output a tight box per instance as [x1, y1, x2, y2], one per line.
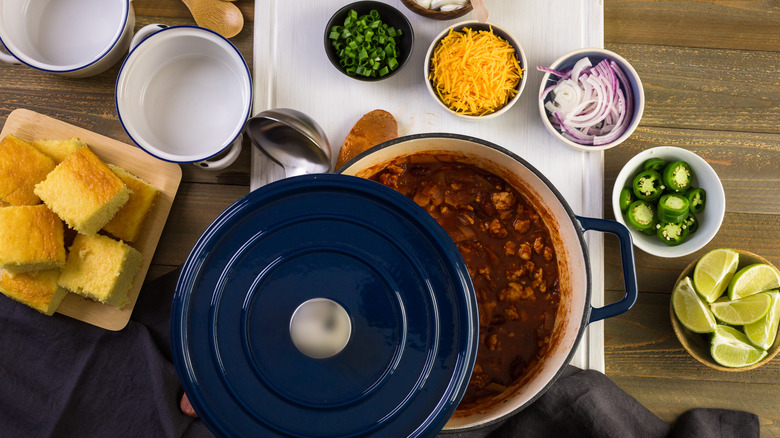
[324, 1, 414, 82]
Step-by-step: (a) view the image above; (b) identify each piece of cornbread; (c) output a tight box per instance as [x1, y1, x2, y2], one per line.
[0, 134, 56, 205]
[34, 147, 130, 235]
[58, 234, 143, 309]
[0, 269, 68, 315]
[0, 205, 66, 274]
[32, 137, 86, 163]
[102, 165, 160, 242]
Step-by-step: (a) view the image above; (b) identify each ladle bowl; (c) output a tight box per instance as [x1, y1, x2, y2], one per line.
[246, 108, 332, 178]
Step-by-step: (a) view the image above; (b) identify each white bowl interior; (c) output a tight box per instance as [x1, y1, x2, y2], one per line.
[424, 22, 528, 120]
[340, 136, 590, 430]
[611, 146, 725, 257]
[116, 27, 251, 162]
[537, 48, 645, 151]
[0, 0, 127, 70]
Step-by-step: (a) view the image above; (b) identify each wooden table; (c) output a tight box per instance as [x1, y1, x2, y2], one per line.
[1, 0, 778, 434]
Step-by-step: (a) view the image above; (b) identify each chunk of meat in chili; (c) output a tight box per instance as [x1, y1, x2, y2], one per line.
[371, 158, 560, 408]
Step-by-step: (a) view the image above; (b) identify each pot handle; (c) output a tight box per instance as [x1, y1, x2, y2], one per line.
[575, 216, 638, 323]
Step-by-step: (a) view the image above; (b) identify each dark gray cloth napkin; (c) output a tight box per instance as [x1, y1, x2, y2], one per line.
[439, 369, 758, 438]
[0, 268, 759, 438]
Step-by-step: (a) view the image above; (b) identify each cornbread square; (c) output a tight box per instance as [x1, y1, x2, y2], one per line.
[32, 137, 86, 163]
[0, 134, 56, 205]
[58, 234, 143, 309]
[0, 269, 68, 315]
[102, 164, 160, 242]
[0, 205, 66, 274]
[34, 147, 131, 235]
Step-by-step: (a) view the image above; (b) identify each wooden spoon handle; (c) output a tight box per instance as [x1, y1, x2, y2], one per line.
[471, 0, 489, 23]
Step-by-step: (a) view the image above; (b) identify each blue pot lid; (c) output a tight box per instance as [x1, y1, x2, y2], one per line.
[172, 174, 478, 437]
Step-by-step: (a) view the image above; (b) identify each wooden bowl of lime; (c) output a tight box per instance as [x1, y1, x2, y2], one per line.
[671, 248, 780, 371]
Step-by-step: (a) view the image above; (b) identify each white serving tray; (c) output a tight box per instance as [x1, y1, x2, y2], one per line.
[252, 0, 605, 372]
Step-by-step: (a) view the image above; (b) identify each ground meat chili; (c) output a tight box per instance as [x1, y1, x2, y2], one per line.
[370, 155, 561, 407]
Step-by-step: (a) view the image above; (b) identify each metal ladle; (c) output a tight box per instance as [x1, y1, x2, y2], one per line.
[246, 108, 332, 179]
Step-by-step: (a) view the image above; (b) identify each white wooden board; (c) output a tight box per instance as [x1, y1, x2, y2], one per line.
[252, 0, 605, 372]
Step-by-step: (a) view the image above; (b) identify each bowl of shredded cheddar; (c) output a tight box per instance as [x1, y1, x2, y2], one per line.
[424, 22, 526, 119]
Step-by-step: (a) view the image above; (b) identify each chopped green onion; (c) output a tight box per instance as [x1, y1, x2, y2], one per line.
[329, 9, 403, 78]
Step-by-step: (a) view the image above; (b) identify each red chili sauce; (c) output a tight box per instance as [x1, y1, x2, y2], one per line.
[371, 155, 560, 407]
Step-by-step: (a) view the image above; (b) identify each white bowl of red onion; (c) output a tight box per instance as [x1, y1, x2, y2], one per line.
[537, 48, 644, 151]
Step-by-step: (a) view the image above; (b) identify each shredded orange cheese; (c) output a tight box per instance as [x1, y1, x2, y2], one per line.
[429, 27, 523, 116]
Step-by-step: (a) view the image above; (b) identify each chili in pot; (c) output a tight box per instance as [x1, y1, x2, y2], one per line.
[371, 155, 561, 408]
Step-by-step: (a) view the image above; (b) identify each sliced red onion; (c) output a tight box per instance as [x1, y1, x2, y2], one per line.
[537, 57, 634, 146]
[570, 57, 592, 81]
[537, 66, 570, 80]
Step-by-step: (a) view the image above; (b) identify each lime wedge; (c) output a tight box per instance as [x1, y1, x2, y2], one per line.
[673, 277, 717, 333]
[709, 293, 771, 325]
[745, 291, 780, 349]
[728, 263, 780, 300]
[710, 325, 767, 368]
[693, 248, 739, 302]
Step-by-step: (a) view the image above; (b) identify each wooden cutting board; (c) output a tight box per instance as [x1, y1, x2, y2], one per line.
[0, 108, 182, 330]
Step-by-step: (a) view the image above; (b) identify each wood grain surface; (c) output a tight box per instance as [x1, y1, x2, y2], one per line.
[1, 0, 779, 434]
[603, 1, 780, 434]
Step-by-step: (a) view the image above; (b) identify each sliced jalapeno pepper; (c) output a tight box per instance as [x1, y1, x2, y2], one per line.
[619, 188, 634, 213]
[657, 193, 690, 223]
[642, 157, 667, 173]
[684, 213, 698, 234]
[632, 170, 664, 201]
[625, 200, 656, 231]
[663, 160, 693, 192]
[656, 221, 690, 246]
[685, 187, 706, 214]
[642, 226, 658, 236]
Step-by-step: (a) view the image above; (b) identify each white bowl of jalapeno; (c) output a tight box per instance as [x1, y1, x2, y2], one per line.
[612, 146, 726, 258]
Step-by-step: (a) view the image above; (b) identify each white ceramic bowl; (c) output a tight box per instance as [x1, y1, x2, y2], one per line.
[424, 21, 527, 120]
[538, 48, 644, 151]
[116, 25, 251, 169]
[0, 0, 135, 77]
[611, 146, 725, 258]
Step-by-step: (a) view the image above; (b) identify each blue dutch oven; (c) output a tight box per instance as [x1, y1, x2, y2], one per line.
[172, 174, 480, 437]
[171, 133, 638, 437]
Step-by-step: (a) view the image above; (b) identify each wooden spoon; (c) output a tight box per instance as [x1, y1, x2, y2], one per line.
[471, 0, 489, 23]
[181, 0, 244, 38]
